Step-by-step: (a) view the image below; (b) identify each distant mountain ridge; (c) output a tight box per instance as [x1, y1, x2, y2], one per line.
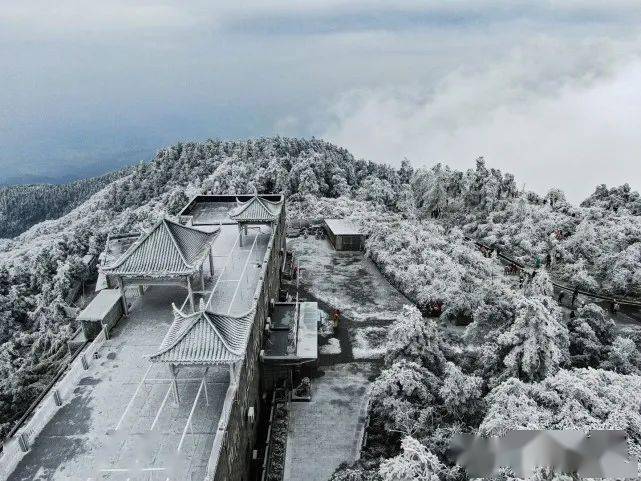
[0, 169, 129, 238]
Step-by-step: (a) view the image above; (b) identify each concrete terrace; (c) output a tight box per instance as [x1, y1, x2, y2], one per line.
[283, 363, 374, 481]
[205, 224, 272, 316]
[282, 237, 410, 481]
[7, 220, 274, 481]
[8, 287, 226, 481]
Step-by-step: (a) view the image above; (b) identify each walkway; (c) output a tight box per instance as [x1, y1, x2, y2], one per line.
[283, 363, 374, 481]
[282, 238, 410, 481]
[7, 286, 229, 481]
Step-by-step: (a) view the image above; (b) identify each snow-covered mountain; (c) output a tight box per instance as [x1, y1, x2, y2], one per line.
[1, 137, 640, 476]
[0, 170, 127, 238]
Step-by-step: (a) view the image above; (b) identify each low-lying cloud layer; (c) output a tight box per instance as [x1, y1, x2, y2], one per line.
[321, 37, 641, 201]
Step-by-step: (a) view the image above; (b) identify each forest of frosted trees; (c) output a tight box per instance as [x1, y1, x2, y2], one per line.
[0, 137, 640, 481]
[0, 170, 126, 238]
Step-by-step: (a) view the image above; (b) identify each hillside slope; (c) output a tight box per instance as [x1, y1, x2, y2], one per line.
[0, 136, 639, 448]
[0, 170, 127, 238]
[0, 137, 403, 436]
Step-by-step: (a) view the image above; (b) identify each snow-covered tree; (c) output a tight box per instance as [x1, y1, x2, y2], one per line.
[480, 368, 641, 464]
[438, 362, 484, 421]
[385, 306, 447, 374]
[581, 183, 641, 214]
[497, 296, 568, 382]
[524, 270, 554, 297]
[567, 303, 615, 368]
[465, 285, 524, 345]
[602, 336, 641, 374]
[379, 437, 445, 481]
[370, 360, 440, 436]
[368, 221, 506, 323]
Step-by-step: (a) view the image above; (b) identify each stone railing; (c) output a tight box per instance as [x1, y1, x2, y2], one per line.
[0, 330, 106, 480]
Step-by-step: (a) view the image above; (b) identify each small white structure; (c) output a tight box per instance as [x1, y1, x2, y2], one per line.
[101, 218, 219, 314]
[77, 289, 123, 340]
[324, 218, 365, 251]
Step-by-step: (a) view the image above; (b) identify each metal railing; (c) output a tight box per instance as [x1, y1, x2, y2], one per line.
[466, 236, 641, 308]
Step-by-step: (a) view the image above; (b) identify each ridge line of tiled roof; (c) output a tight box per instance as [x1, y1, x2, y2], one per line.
[150, 309, 254, 361]
[203, 312, 246, 356]
[104, 217, 167, 270]
[162, 218, 191, 268]
[103, 217, 218, 275]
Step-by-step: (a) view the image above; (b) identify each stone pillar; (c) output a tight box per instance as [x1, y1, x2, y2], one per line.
[169, 363, 180, 404]
[208, 248, 214, 278]
[119, 277, 128, 317]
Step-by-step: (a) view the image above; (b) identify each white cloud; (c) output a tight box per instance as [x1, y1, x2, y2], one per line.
[2, 0, 641, 193]
[321, 38, 641, 202]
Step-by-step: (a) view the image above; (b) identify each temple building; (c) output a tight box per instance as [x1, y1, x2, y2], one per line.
[0, 193, 319, 481]
[102, 217, 219, 313]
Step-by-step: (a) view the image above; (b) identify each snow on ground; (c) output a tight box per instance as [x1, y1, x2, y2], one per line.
[288, 237, 411, 323]
[283, 363, 374, 481]
[320, 337, 341, 355]
[351, 325, 388, 360]
[7, 286, 227, 481]
[282, 237, 414, 479]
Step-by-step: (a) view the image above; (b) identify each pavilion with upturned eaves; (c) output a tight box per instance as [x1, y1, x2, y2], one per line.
[102, 217, 219, 314]
[229, 194, 283, 245]
[149, 304, 254, 401]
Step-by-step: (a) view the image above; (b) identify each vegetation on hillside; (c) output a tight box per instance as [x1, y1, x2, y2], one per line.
[0, 170, 126, 238]
[1, 136, 640, 481]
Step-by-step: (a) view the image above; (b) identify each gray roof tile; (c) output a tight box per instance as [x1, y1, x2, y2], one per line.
[150, 308, 253, 365]
[104, 218, 218, 276]
[229, 195, 282, 223]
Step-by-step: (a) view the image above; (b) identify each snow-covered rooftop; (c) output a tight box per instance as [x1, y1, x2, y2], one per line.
[150, 307, 254, 365]
[324, 218, 363, 236]
[229, 195, 283, 223]
[103, 218, 218, 277]
[179, 194, 284, 226]
[76, 288, 121, 321]
[6, 200, 279, 481]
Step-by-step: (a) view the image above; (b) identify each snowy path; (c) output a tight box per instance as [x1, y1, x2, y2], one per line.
[283, 363, 374, 481]
[282, 238, 410, 481]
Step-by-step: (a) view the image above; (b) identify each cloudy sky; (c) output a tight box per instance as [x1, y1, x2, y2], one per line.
[1, 1, 640, 200]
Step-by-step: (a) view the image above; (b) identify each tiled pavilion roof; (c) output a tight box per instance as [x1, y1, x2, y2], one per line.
[229, 195, 282, 223]
[103, 218, 218, 277]
[150, 307, 254, 365]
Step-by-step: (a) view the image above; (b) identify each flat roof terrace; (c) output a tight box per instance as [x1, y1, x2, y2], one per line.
[204, 223, 272, 315]
[180, 194, 283, 226]
[7, 219, 274, 480]
[8, 286, 229, 481]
